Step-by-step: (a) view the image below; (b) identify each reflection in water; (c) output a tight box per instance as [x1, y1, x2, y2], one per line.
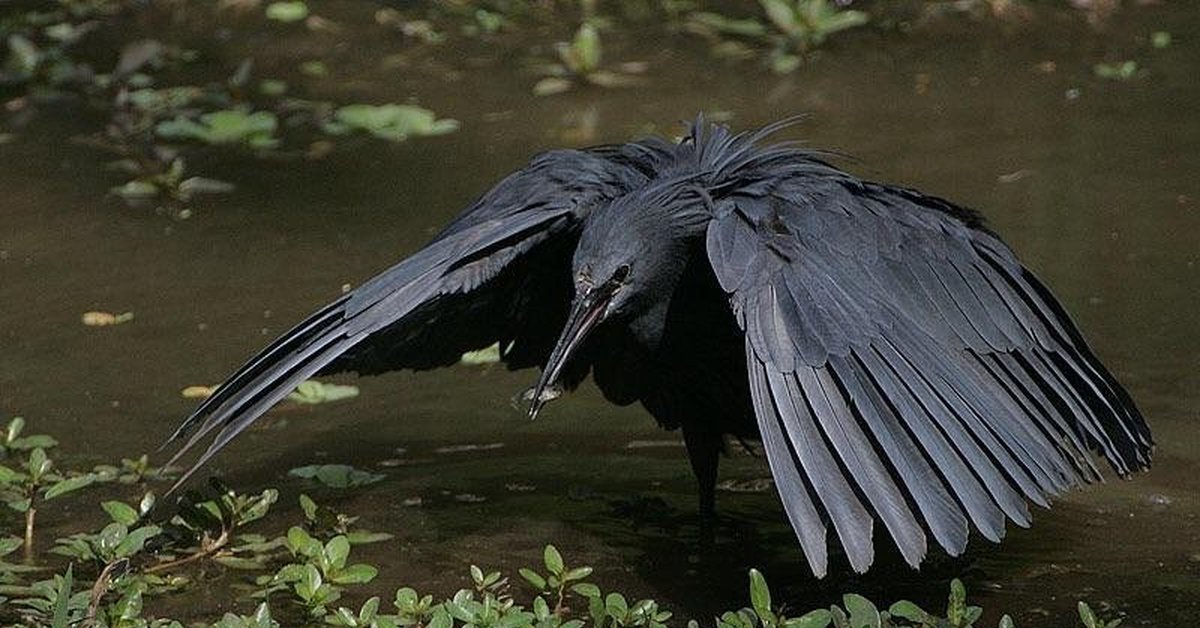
[1, 2, 1198, 625]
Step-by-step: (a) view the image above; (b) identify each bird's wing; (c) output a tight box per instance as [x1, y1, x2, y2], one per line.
[705, 174, 1152, 577]
[165, 147, 650, 490]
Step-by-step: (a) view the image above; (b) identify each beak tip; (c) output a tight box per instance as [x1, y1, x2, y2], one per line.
[526, 398, 544, 421]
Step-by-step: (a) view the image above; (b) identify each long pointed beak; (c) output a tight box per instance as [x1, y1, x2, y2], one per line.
[527, 283, 616, 420]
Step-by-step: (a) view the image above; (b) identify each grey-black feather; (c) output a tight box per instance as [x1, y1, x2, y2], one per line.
[166, 116, 1152, 578]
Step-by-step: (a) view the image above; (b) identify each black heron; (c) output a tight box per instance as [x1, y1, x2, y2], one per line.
[166, 117, 1152, 577]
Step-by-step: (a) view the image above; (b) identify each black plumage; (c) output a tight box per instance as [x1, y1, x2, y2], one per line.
[166, 117, 1152, 577]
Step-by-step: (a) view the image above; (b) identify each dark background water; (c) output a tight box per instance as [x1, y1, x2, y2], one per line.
[1, 1, 1198, 624]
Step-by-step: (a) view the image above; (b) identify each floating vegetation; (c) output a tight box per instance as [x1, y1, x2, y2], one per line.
[532, 24, 646, 96]
[460, 342, 502, 365]
[286, 380, 361, 405]
[288, 464, 385, 488]
[80, 311, 135, 327]
[180, 379, 360, 405]
[323, 104, 460, 142]
[108, 154, 235, 212]
[156, 109, 281, 148]
[264, 1, 310, 24]
[1, 0, 462, 217]
[1093, 60, 1139, 81]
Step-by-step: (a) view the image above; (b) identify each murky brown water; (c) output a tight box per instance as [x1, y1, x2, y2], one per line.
[2, 2, 1198, 625]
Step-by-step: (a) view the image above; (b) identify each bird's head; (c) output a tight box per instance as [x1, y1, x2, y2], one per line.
[525, 185, 709, 420]
[524, 246, 641, 421]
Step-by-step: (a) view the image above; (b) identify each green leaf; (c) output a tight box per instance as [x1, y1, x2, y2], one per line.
[786, 609, 832, 628]
[543, 545, 564, 576]
[329, 104, 458, 142]
[297, 563, 322, 600]
[519, 567, 546, 590]
[50, 564, 72, 628]
[9, 434, 58, 450]
[532, 77, 572, 97]
[999, 615, 1015, 628]
[7, 35, 39, 76]
[299, 494, 318, 520]
[428, 608, 452, 628]
[566, 24, 601, 74]
[0, 536, 22, 557]
[564, 566, 593, 581]
[114, 525, 161, 558]
[28, 447, 51, 481]
[605, 592, 629, 618]
[887, 600, 929, 623]
[1079, 602, 1098, 628]
[842, 594, 879, 628]
[43, 474, 97, 500]
[288, 464, 384, 488]
[0, 464, 27, 484]
[571, 582, 601, 598]
[325, 536, 350, 569]
[761, 0, 798, 35]
[460, 343, 502, 365]
[749, 569, 772, 619]
[332, 564, 378, 584]
[1093, 61, 1139, 81]
[101, 501, 139, 526]
[358, 596, 380, 622]
[287, 526, 318, 556]
[6, 417, 25, 443]
[259, 78, 288, 95]
[156, 109, 279, 147]
[287, 380, 360, 405]
[265, 1, 308, 22]
[112, 179, 160, 200]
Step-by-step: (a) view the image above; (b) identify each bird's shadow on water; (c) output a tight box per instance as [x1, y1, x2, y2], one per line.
[577, 491, 1006, 619]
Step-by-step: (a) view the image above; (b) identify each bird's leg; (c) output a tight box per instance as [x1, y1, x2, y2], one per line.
[682, 427, 723, 544]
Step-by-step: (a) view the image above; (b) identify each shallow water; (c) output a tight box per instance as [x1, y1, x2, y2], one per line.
[2, 2, 1199, 625]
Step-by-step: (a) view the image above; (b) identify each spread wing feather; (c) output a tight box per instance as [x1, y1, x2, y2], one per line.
[706, 174, 1151, 575]
[164, 148, 650, 491]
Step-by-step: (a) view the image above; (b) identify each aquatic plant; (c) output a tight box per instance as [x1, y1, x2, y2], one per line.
[0, 415, 1138, 627]
[685, 0, 868, 73]
[0, 419, 101, 552]
[155, 109, 281, 148]
[532, 23, 646, 96]
[323, 104, 460, 142]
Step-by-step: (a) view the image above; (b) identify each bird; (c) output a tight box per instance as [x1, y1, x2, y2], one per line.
[164, 116, 1152, 577]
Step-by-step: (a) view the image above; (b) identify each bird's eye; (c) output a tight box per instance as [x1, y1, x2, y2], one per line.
[612, 264, 631, 283]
